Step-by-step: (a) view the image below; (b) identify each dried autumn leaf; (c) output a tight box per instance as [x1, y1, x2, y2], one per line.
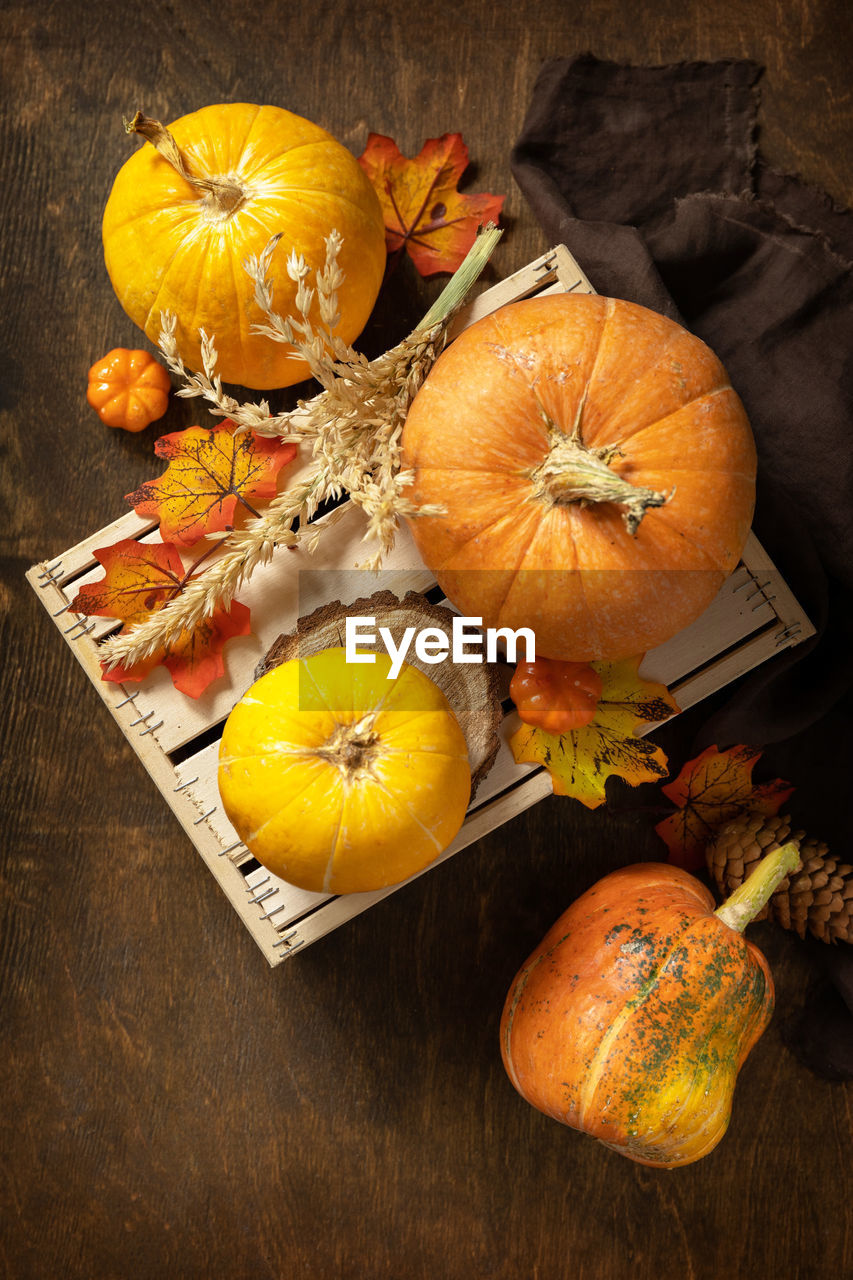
[655, 745, 795, 871]
[125, 420, 297, 548]
[358, 132, 505, 276]
[101, 599, 252, 699]
[509, 657, 679, 809]
[69, 538, 251, 699]
[70, 538, 187, 625]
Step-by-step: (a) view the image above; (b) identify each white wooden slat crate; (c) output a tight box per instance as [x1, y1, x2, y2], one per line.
[26, 246, 815, 965]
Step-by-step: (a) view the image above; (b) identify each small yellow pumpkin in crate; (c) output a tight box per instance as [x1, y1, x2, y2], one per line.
[217, 647, 471, 895]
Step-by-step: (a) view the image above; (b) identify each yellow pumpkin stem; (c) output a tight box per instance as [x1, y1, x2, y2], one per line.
[531, 425, 669, 536]
[314, 714, 382, 781]
[714, 840, 802, 933]
[123, 111, 246, 215]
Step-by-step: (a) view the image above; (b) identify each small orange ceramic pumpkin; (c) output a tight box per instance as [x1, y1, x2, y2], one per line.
[509, 657, 602, 733]
[401, 294, 757, 661]
[86, 348, 171, 431]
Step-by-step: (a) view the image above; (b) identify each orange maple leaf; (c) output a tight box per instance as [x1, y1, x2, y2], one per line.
[69, 538, 251, 699]
[656, 745, 794, 870]
[125, 420, 297, 548]
[358, 132, 505, 276]
[71, 538, 187, 624]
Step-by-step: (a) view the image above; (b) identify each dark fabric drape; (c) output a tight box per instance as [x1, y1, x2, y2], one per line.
[511, 55, 853, 1077]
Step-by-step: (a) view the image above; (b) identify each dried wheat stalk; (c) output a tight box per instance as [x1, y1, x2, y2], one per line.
[99, 224, 502, 669]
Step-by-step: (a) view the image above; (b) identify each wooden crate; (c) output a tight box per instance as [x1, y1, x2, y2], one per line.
[26, 246, 815, 965]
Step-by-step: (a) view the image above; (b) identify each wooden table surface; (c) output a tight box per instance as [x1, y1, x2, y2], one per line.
[2, 2, 851, 1277]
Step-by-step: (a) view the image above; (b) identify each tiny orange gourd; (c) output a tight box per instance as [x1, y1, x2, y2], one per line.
[500, 846, 800, 1168]
[86, 347, 171, 432]
[509, 656, 603, 733]
[102, 104, 387, 390]
[401, 293, 757, 661]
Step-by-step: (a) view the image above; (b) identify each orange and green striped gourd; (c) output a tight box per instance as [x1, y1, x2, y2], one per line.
[500, 846, 800, 1168]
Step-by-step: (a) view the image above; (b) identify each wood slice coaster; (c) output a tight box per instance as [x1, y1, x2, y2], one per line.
[255, 589, 504, 799]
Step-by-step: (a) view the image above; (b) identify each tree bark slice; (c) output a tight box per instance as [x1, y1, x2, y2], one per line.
[255, 590, 504, 798]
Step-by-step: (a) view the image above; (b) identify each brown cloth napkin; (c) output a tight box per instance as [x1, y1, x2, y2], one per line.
[511, 55, 853, 1078]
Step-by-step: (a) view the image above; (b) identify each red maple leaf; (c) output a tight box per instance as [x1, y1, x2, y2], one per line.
[125, 420, 297, 547]
[358, 132, 505, 276]
[69, 538, 251, 699]
[656, 745, 794, 870]
[101, 599, 252, 698]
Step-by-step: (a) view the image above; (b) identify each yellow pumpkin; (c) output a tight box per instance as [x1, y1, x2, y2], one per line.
[217, 647, 471, 894]
[102, 104, 387, 389]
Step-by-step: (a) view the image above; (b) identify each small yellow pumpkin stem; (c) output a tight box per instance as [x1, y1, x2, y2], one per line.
[714, 840, 802, 933]
[123, 110, 245, 214]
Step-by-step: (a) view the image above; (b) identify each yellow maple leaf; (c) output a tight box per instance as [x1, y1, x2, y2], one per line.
[509, 657, 678, 809]
[124, 420, 296, 547]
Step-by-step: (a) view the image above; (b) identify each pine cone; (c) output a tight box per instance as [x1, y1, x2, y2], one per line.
[706, 812, 853, 945]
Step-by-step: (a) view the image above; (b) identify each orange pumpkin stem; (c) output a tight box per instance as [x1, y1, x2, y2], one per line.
[530, 422, 669, 536]
[714, 840, 802, 933]
[124, 110, 246, 216]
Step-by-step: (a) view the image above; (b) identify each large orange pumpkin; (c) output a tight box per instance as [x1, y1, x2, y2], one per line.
[102, 104, 387, 390]
[401, 294, 757, 660]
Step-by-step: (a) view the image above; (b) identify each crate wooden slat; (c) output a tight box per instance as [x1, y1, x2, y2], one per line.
[26, 246, 815, 965]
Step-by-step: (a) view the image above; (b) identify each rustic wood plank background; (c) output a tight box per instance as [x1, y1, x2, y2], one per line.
[2, 1, 851, 1277]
